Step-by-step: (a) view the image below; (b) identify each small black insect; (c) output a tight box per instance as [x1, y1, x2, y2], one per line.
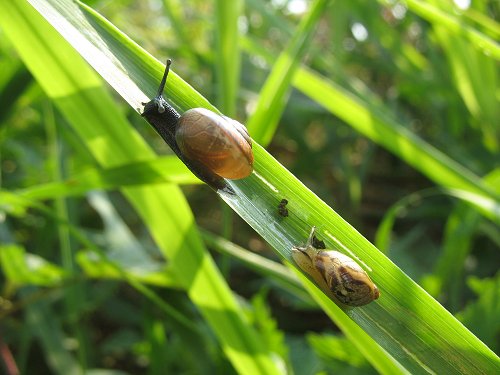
[278, 199, 289, 217]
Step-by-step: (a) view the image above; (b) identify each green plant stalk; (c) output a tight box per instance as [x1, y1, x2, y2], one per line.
[215, 0, 241, 117]
[246, 0, 332, 146]
[44, 100, 88, 370]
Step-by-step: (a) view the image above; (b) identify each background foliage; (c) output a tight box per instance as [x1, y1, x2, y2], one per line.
[0, 0, 499, 374]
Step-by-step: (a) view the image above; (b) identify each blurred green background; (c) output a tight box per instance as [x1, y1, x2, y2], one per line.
[0, 0, 499, 374]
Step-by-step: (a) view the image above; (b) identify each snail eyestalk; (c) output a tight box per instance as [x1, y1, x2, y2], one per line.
[156, 58, 172, 99]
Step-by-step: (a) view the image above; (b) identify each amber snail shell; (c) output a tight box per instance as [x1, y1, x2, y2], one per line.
[176, 108, 253, 179]
[141, 59, 253, 191]
[292, 227, 380, 307]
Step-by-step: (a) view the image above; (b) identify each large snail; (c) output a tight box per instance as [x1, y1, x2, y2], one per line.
[141, 59, 254, 192]
[292, 227, 380, 307]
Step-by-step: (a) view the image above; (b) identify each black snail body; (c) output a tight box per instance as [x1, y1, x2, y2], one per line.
[292, 227, 380, 307]
[141, 59, 254, 192]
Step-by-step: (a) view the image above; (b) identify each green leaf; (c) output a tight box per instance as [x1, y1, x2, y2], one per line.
[457, 273, 500, 353]
[21, 287, 82, 374]
[0, 244, 67, 286]
[17, 156, 200, 201]
[76, 250, 177, 287]
[250, 291, 290, 371]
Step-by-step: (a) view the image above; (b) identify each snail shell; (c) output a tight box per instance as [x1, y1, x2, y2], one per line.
[292, 227, 379, 307]
[176, 108, 253, 180]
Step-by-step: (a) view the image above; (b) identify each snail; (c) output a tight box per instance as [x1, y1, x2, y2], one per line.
[292, 227, 379, 307]
[278, 199, 289, 217]
[141, 59, 254, 192]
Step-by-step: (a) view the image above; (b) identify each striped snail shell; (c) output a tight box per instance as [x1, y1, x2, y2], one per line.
[292, 227, 380, 307]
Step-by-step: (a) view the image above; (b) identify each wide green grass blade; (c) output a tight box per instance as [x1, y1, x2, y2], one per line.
[0, 1, 282, 374]
[2, 0, 498, 373]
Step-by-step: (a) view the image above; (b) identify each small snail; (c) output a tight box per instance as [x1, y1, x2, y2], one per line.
[278, 199, 289, 217]
[141, 59, 254, 192]
[292, 227, 379, 307]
